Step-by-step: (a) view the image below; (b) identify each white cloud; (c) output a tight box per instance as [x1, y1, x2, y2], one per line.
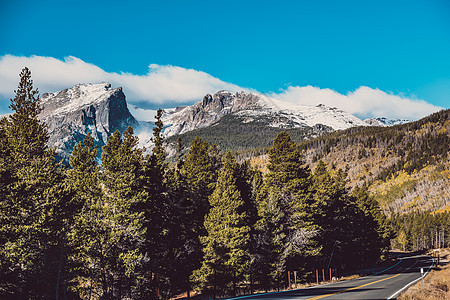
[271, 85, 443, 120]
[0, 55, 443, 120]
[0, 55, 246, 107]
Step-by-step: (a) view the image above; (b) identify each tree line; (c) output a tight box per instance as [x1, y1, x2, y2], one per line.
[1, 68, 388, 299]
[165, 114, 333, 156]
[389, 211, 450, 252]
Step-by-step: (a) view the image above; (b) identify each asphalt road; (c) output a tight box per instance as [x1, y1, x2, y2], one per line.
[229, 255, 434, 300]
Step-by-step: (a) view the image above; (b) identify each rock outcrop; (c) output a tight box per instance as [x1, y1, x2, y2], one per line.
[162, 91, 260, 136]
[39, 82, 137, 162]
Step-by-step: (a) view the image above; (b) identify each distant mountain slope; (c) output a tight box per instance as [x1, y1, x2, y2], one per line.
[165, 113, 334, 155]
[364, 117, 411, 126]
[296, 109, 449, 214]
[41, 84, 364, 160]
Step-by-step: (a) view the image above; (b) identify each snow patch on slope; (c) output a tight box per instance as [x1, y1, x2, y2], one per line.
[41, 82, 117, 116]
[255, 94, 367, 130]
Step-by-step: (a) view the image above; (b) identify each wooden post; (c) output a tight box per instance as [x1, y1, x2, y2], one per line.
[316, 269, 319, 285]
[322, 269, 325, 282]
[156, 273, 160, 299]
[288, 271, 291, 290]
[329, 268, 332, 281]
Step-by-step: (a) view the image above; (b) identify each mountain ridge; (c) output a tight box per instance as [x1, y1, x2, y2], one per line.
[36, 82, 414, 161]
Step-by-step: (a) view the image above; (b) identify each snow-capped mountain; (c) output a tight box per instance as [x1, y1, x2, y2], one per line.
[39, 82, 137, 161]
[38, 82, 370, 160]
[158, 90, 367, 137]
[364, 117, 411, 127]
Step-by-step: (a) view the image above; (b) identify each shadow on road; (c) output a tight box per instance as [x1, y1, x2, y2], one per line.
[227, 286, 386, 300]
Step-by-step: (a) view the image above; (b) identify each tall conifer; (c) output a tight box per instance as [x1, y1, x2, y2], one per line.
[139, 108, 171, 297]
[66, 133, 108, 298]
[255, 131, 316, 288]
[192, 152, 250, 295]
[0, 68, 72, 298]
[99, 127, 147, 298]
[176, 137, 220, 292]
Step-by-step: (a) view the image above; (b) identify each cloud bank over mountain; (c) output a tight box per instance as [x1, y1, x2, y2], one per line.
[0, 55, 245, 107]
[271, 86, 442, 120]
[0, 55, 443, 119]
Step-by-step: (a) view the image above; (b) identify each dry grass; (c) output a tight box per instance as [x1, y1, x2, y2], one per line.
[399, 248, 450, 300]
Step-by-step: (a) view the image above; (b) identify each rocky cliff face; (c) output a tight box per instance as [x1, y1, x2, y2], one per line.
[39, 82, 137, 161]
[162, 91, 260, 136]
[161, 90, 367, 137]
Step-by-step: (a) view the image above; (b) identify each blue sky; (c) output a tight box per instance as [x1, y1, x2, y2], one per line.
[0, 0, 449, 119]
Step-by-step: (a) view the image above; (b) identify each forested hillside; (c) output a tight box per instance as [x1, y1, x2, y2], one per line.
[1, 69, 389, 299]
[298, 109, 449, 214]
[239, 110, 449, 215]
[165, 114, 333, 154]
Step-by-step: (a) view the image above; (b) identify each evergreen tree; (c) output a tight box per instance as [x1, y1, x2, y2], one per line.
[254, 131, 316, 288]
[152, 108, 165, 161]
[0, 117, 11, 213]
[139, 108, 171, 298]
[175, 137, 220, 293]
[66, 133, 107, 298]
[180, 137, 219, 242]
[312, 161, 385, 270]
[165, 161, 193, 297]
[352, 186, 389, 262]
[247, 166, 263, 259]
[0, 67, 73, 298]
[192, 152, 250, 296]
[311, 161, 349, 269]
[99, 127, 147, 299]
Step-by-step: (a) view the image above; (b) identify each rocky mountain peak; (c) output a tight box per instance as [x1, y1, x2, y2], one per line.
[39, 82, 137, 162]
[161, 90, 261, 136]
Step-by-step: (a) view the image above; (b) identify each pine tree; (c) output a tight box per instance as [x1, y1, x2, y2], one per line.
[180, 137, 219, 241]
[254, 131, 316, 288]
[311, 162, 385, 270]
[0, 67, 73, 298]
[66, 133, 107, 298]
[139, 108, 172, 298]
[174, 137, 220, 293]
[99, 127, 147, 299]
[0, 117, 11, 210]
[192, 152, 250, 296]
[352, 186, 388, 262]
[152, 108, 165, 161]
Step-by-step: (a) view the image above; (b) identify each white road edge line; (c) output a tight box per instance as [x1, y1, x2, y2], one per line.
[386, 256, 435, 300]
